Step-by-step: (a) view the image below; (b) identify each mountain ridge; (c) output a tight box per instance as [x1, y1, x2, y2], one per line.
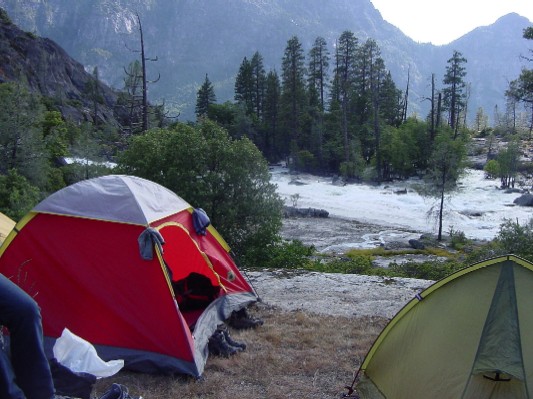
[0, 1, 530, 122]
[0, 9, 121, 125]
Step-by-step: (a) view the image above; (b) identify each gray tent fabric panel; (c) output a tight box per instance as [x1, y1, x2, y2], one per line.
[461, 262, 529, 398]
[34, 175, 190, 224]
[470, 263, 525, 381]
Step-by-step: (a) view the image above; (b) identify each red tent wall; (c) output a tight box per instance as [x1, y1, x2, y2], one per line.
[0, 214, 196, 367]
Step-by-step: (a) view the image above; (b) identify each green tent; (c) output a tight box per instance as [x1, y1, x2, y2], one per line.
[354, 255, 533, 398]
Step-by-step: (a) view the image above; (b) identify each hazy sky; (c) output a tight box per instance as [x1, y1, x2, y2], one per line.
[370, 0, 533, 45]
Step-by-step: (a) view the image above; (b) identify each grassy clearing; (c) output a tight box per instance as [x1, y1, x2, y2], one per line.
[92, 303, 387, 399]
[345, 246, 454, 258]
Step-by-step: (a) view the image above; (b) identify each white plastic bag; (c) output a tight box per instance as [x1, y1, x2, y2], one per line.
[53, 328, 124, 378]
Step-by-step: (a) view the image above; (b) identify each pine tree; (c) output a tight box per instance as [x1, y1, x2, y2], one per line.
[308, 36, 330, 110]
[196, 74, 216, 119]
[379, 71, 403, 127]
[332, 31, 358, 163]
[263, 70, 281, 160]
[424, 128, 467, 240]
[250, 52, 266, 118]
[235, 57, 254, 114]
[279, 36, 307, 159]
[442, 50, 468, 136]
[366, 41, 387, 180]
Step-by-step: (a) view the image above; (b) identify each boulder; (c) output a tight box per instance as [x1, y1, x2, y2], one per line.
[383, 241, 411, 250]
[514, 194, 533, 207]
[408, 239, 426, 250]
[283, 206, 329, 218]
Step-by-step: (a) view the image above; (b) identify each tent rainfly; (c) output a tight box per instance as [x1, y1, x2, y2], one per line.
[352, 255, 533, 399]
[0, 175, 258, 377]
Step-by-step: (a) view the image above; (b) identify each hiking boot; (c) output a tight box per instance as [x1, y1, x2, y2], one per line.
[99, 383, 141, 399]
[228, 308, 264, 330]
[219, 326, 246, 350]
[208, 330, 240, 358]
[99, 383, 125, 399]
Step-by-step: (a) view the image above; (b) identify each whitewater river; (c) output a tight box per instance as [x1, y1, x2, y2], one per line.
[272, 166, 533, 249]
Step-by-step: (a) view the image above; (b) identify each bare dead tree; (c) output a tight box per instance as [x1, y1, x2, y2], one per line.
[125, 12, 160, 132]
[402, 65, 410, 123]
[423, 73, 438, 142]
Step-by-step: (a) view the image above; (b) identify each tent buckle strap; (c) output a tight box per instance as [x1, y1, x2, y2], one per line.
[483, 372, 511, 382]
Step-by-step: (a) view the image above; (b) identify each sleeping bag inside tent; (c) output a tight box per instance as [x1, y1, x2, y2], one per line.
[354, 255, 533, 399]
[0, 175, 258, 377]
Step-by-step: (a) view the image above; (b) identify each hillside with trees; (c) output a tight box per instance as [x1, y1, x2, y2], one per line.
[0, 0, 530, 122]
[1, 4, 533, 264]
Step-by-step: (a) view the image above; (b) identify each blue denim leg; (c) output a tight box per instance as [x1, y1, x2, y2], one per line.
[0, 345, 24, 399]
[0, 274, 54, 399]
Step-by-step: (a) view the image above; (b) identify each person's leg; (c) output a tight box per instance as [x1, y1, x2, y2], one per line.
[0, 274, 54, 399]
[0, 344, 25, 399]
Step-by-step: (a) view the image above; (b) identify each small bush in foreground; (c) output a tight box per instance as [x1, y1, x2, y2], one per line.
[448, 226, 468, 250]
[389, 260, 464, 280]
[495, 218, 533, 261]
[257, 239, 316, 269]
[308, 255, 374, 274]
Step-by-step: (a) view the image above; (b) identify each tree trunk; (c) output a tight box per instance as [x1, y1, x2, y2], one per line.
[436, 92, 442, 128]
[342, 96, 349, 163]
[374, 95, 381, 181]
[430, 74, 436, 141]
[402, 67, 410, 123]
[438, 183, 445, 241]
[529, 102, 533, 140]
[137, 14, 149, 132]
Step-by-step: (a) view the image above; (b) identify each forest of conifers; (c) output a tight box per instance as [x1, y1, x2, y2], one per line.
[196, 29, 533, 182]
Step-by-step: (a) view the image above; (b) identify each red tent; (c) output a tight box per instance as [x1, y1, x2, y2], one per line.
[0, 175, 257, 377]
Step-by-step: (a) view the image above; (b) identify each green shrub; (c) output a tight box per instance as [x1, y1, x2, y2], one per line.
[389, 260, 464, 280]
[483, 159, 500, 179]
[0, 8, 12, 24]
[256, 239, 316, 269]
[495, 218, 533, 261]
[448, 226, 467, 249]
[340, 161, 357, 179]
[462, 241, 505, 265]
[295, 150, 316, 172]
[308, 255, 373, 274]
[0, 170, 42, 221]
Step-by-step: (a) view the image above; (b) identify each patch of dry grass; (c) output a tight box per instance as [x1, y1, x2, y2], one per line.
[92, 303, 387, 399]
